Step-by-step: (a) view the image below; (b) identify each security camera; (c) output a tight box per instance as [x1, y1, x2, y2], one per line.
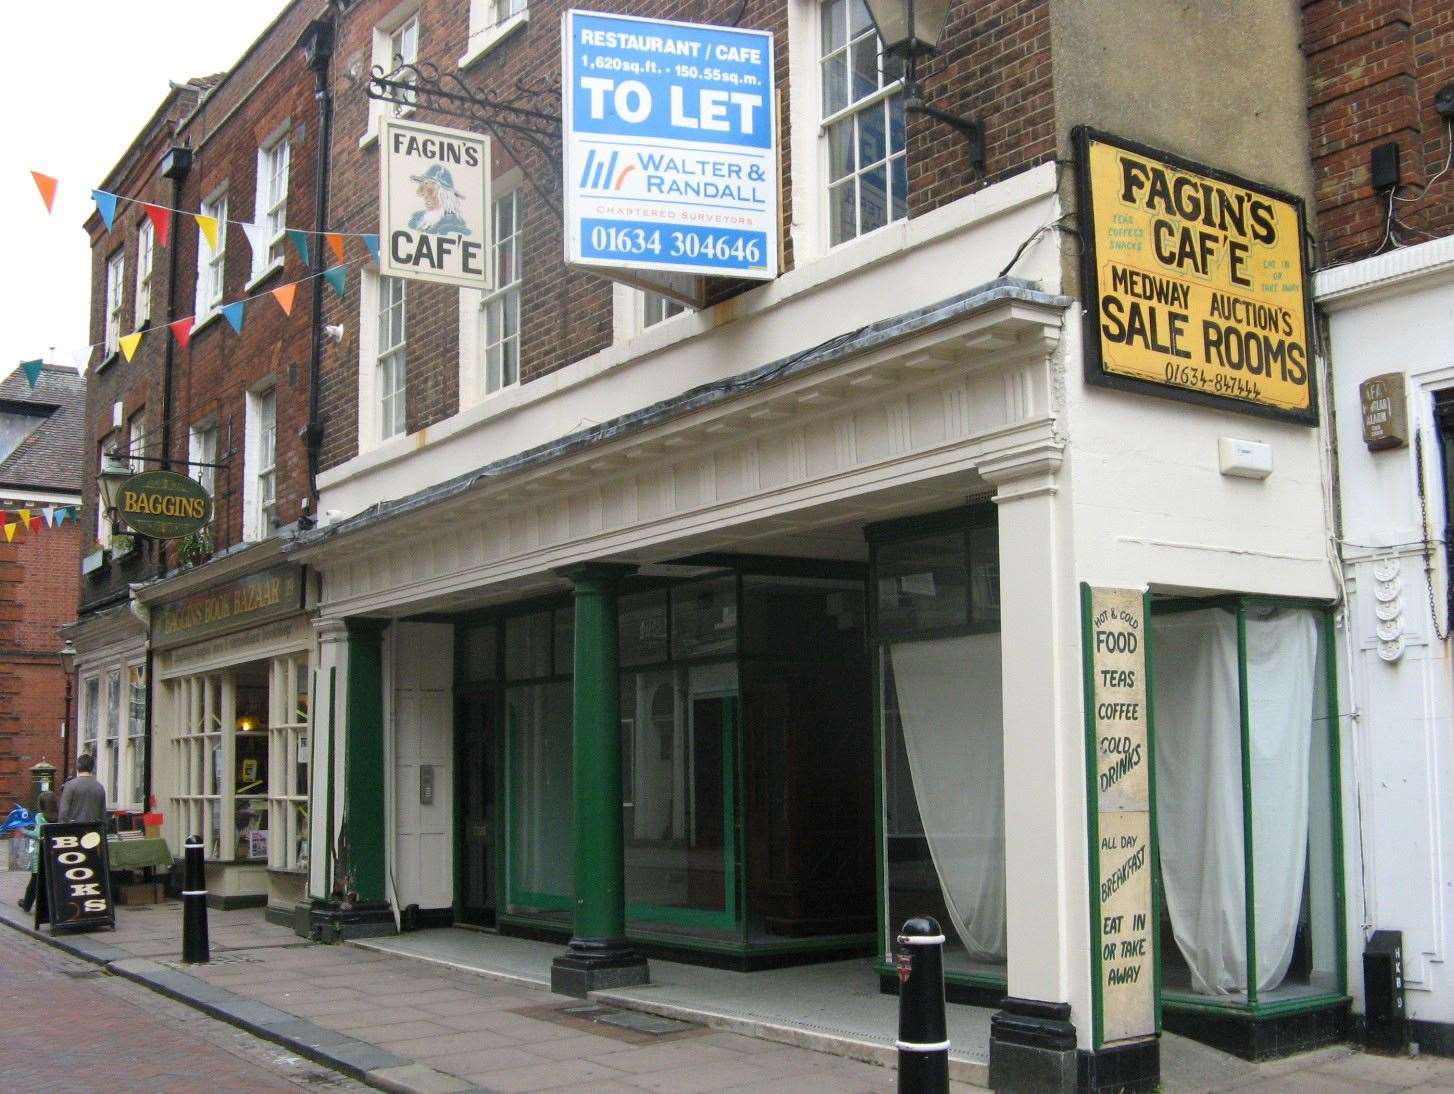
[324, 324, 345, 344]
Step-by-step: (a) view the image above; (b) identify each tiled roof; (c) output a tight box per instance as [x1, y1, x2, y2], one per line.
[0, 365, 85, 494]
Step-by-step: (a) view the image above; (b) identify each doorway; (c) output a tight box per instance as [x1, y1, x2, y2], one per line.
[456, 690, 498, 927]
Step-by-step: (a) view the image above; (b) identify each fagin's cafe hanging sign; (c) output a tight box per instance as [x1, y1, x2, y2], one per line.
[1075, 128, 1315, 423]
[379, 116, 492, 290]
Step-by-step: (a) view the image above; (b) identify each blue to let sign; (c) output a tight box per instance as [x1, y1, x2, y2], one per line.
[562, 10, 778, 282]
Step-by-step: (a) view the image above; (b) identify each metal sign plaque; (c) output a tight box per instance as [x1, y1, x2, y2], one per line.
[117, 470, 212, 540]
[562, 10, 778, 282]
[1359, 373, 1408, 450]
[1076, 128, 1315, 423]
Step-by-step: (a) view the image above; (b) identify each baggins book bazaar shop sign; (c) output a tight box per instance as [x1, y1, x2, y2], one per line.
[1081, 585, 1157, 1047]
[1076, 128, 1314, 423]
[117, 470, 212, 540]
[152, 563, 305, 649]
[380, 116, 491, 290]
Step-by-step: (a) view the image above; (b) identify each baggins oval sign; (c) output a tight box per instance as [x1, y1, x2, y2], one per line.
[117, 471, 212, 540]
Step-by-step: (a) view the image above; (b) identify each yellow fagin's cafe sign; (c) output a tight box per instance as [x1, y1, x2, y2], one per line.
[1076, 128, 1314, 422]
[153, 563, 304, 649]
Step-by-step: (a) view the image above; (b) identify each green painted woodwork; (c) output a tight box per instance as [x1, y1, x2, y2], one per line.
[562, 563, 635, 943]
[1144, 589, 1163, 1033]
[1080, 583, 1106, 1048]
[1324, 611, 1349, 996]
[345, 620, 388, 903]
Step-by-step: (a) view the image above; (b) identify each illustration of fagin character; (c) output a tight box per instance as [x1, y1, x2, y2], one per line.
[408, 164, 472, 236]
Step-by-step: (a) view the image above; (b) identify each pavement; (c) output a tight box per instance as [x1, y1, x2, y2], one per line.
[5, 866, 1454, 1093]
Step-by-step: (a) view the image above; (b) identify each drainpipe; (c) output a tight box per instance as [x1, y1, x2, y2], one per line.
[299, 16, 336, 518]
[158, 143, 192, 473]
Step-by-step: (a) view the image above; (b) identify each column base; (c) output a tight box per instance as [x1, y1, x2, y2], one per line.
[989, 997, 1078, 1094]
[550, 938, 649, 997]
[308, 900, 396, 942]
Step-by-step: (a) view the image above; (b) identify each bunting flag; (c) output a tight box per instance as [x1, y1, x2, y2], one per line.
[3, 525, 15, 543]
[271, 283, 297, 316]
[286, 229, 310, 266]
[239, 220, 268, 262]
[323, 265, 347, 298]
[18, 510, 31, 526]
[40, 508, 52, 527]
[92, 189, 118, 231]
[195, 213, 219, 253]
[362, 234, 380, 263]
[31, 172, 57, 214]
[326, 232, 345, 263]
[144, 203, 172, 247]
[221, 300, 246, 334]
[20, 360, 43, 388]
[169, 317, 194, 350]
[118, 331, 144, 362]
[27, 516, 42, 532]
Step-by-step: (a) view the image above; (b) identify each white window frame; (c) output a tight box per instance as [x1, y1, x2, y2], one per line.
[377, 275, 408, 440]
[105, 250, 125, 357]
[244, 384, 277, 541]
[788, 0, 907, 262]
[188, 420, 219, 509]
[267, 653, 311, 871]
[194, 187, 229, 323]
[169, 673, 229, 861]
[80, 675, 100, 764]
[125, 408, 146, 472]
[364, 5, 420, 144]
[103, 667, 122, 807]
[460, 0, 528, 68]
[135, 219, 154, 326]
[124, 662, 146, 811]
[480, 186, 522, 399]
[96, 433, 116, 548]
[252, 130, 291, 283]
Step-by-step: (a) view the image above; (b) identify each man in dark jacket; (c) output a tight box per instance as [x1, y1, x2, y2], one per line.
[59, 753, 107, 823]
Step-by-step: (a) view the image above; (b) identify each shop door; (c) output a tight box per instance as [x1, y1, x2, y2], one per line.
[457, 691, 497, 926]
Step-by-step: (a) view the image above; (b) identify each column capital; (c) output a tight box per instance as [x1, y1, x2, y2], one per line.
[556, 561, 638, 587]
[979, 434, 1064, 504]
[313, 617, 350, 643]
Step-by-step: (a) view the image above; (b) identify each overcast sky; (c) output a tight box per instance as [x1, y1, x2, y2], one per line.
[2, 2, 287, 381]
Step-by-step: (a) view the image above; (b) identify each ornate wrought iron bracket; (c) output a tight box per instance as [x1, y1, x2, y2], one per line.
[368, 62, 565, 217]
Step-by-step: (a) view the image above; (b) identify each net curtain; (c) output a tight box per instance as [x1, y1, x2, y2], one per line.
[1152, 606, 1318, 996]
[889, 631, 1007, 961]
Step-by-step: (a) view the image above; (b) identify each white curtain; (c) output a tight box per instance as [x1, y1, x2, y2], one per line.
[890, 632, 1006, 961]
[1152, 607, 1318, 996]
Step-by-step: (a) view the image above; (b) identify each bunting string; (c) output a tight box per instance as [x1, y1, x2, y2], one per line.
[0, 506, 81, 540]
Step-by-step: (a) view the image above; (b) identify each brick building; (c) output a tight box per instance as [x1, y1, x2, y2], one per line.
[1304, 0, 1454, 1060]
[0, 365, 84, 811]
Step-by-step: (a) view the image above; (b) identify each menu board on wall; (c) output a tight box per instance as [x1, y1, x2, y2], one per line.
[1076, 127, 1315, 424]
[1082, 585, 1157, 1046]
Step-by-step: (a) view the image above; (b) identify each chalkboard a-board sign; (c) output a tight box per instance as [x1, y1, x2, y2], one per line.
[34, 822, 115, 933]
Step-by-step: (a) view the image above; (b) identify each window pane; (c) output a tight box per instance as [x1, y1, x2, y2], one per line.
[892, 155, 909, 222]
[742, 575, 865, 660]
[829, 180, 856, 245]
[464, 625, 498, 682]
[858, 104, 886, 167]
[822, 52, 847, 117]
[509, 681, 574, 906]
[821, 0, 844, 54]
[875, 531, 968, 637]
[505, 611, 554, 680]
[619, 589, 670, 667]
[670, 575, 737, 660]
[860, 165, 888, 236]
[828, 118, 855, 181]
[851, 34, 878, 102]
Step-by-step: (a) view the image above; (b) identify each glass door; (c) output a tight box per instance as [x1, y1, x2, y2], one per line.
[457, 691, 497, 926]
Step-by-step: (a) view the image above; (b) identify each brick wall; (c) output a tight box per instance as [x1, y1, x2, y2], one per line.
[317, 0, 1055, 473]
[1304, 0, 1454, 264]
[0, 520, 80, 808]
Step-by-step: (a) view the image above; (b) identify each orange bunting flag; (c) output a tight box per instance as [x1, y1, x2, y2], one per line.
[118, 331, 144, 362]
[195, 213, 219, 253]
[272, 283, 297, 316]
[31, 172, 58, 214]
[144, 203, 172, 247]
[169, 317, 194, 349]
[326, 233, 345, 263]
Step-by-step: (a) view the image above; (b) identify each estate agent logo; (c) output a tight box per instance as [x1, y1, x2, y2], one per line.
[380, 117, 491, 290]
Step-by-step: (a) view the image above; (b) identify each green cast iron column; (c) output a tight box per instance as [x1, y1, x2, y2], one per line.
[550, 563, 649, 996]
[344, 619, 388, 905]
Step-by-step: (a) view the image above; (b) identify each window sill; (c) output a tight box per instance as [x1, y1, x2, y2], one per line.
[246, 260, 285, 293]
[192, 309, 224, 338]
[96, 351, 121, 374]
[458, 10, 528, 69]
[358, 128, 379, 151]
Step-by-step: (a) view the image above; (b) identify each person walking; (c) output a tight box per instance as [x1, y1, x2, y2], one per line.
[58, 753, 107, 824]
[18, 790, 58, 912]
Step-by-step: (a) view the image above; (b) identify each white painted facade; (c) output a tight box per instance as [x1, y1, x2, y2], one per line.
[300, 157, 1340, 1051]
[1317, 235, 1454, 1036]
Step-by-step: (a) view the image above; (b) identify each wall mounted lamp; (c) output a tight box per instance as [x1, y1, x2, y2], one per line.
[862, 0, 986, 172]
[98, 450, 133, 524]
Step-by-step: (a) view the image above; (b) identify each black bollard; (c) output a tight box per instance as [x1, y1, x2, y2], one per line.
[896, 916, 949, 1094]
[182, 835, 210, 964]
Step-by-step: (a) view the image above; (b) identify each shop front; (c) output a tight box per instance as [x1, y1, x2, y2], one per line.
[138, 549, 313, 918]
